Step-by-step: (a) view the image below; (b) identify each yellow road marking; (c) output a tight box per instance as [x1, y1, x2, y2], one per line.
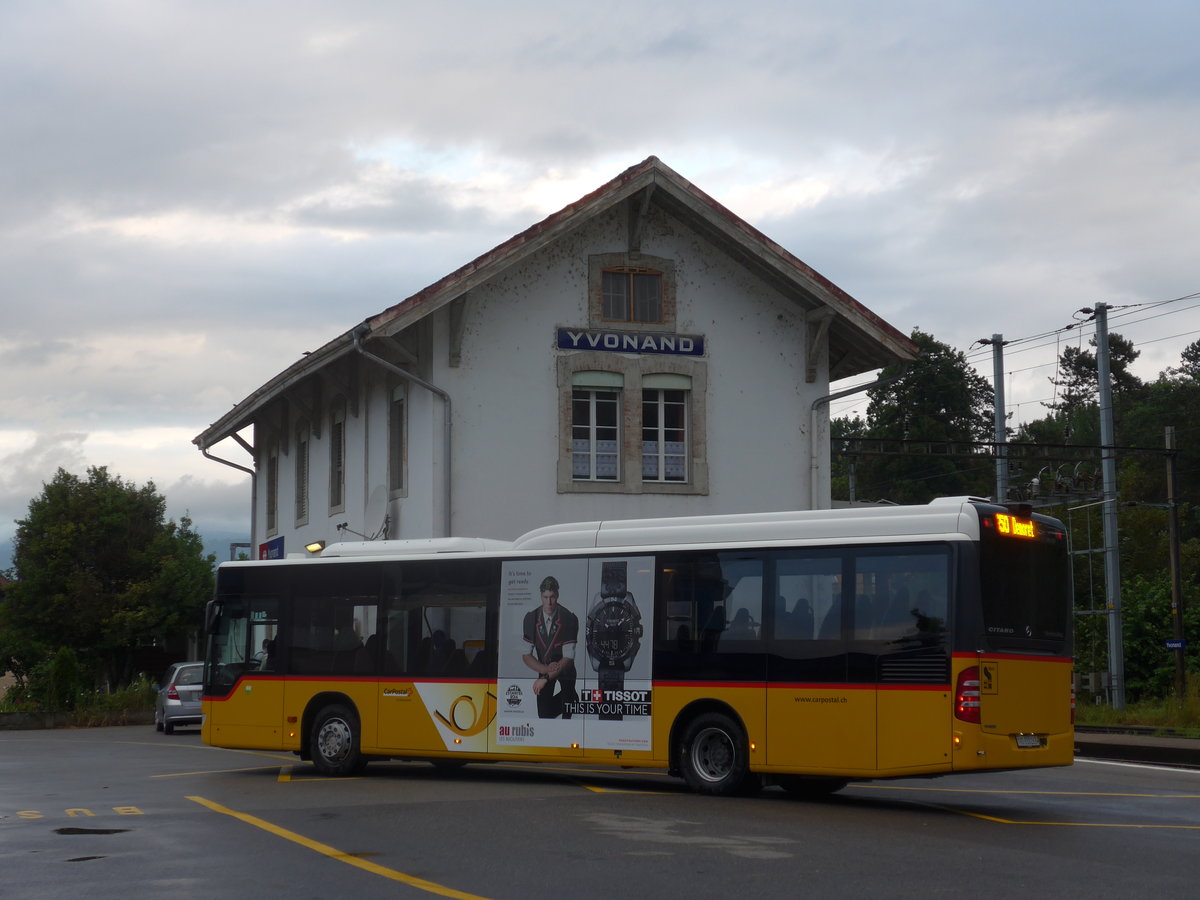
[852, 784, 1200, 799]
[575, 782, 673, 794]
[931, 804, 1200, 829]
[849, 784, 1200, 829]
[153, 765, 286, 778]
[187, 796, 494, 899]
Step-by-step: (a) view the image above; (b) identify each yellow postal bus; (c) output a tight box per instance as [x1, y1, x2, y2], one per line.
[202, 497, 1073, 796]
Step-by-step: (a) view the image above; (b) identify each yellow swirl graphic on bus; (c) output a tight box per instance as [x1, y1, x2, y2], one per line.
[433, 691, 498, 737]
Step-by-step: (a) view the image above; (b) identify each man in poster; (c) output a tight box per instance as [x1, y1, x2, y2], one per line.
[521, 576, 579, 719]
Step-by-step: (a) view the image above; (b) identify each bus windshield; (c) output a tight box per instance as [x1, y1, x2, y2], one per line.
[977, 509, 1071, 652]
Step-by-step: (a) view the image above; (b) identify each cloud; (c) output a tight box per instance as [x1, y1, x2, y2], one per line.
[1, 0, 1198, 564]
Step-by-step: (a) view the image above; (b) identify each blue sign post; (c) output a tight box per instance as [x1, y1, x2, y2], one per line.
[1165, 638, 1186, 651]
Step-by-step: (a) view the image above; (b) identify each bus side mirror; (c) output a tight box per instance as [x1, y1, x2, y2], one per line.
[205, 599, 222, 635]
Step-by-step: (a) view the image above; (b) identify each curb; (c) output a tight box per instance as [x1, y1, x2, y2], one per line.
[0, 710, 155, 731]
[1075, 731, 1200, 769]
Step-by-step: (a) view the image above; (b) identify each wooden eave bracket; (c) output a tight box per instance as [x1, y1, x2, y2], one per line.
[324, 361, 360, 418]
[806, 309, 836, 383]
[628, 185, 656, 253]
[448, 295, 466, 368]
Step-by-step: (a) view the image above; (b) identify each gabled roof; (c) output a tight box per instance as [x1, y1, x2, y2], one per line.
[194, 156, 916, 451]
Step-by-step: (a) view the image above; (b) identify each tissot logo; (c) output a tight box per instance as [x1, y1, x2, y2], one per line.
[591, 689, 603, 702]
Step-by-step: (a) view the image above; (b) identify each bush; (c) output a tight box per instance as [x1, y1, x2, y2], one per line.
[1076, 676, 1200, 735]
[0, 658, 155, 716]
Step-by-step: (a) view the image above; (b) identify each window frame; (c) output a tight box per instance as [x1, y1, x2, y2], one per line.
[588, 253, 676, 333]
[570, 372, 623, 482]
[329, 400, 346, 514]
[294, 422, 310, 527]
[641, 380, 690, 484]
[601, 267, 664, 324]
[265, 442, 279, 536]
[389, 385, 408, 498]
[556, 353, 707, 496]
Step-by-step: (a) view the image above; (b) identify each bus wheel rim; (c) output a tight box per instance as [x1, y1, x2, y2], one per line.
[691, 726, 735, 782]
[317, 717, 352, 762]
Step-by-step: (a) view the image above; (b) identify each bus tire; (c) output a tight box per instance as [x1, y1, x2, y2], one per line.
[678, 712, 752, 796]
[311, 704, 366, 776]
[776, 775, 847, 799]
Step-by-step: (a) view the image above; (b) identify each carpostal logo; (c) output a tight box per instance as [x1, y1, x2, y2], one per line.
[505, 684, 523, 707]
[497, 723, 536, 738]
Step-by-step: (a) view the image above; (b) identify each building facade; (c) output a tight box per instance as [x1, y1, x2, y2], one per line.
[193, 158, 916, 558]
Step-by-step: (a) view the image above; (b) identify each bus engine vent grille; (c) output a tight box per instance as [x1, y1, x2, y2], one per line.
[878, 652, 950, 685]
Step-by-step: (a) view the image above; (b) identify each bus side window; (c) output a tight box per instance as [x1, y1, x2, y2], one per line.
[854, 550, 950, 646]
[658, 553, 764, 652]
[774, 551, 842, 643]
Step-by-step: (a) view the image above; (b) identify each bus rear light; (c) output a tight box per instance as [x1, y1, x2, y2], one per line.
[1070, 682, 1076, 725]
[955, 667, 981, 724]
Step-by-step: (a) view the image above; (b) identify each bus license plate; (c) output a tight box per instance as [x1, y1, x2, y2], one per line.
[1015, 734, 1041, 748]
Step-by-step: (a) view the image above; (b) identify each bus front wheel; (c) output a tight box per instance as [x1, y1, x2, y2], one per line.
[310, 704, 366, 776]
[679, 712, 753, 796]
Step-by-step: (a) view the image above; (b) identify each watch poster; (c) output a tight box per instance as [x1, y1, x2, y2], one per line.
[496, 556, 654, 753]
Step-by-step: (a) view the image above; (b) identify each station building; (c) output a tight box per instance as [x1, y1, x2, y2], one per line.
[192, 157, 917, 558]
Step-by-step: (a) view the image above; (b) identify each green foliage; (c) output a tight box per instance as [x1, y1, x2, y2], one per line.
[832, 330, 1199, 707]
[1114, 573, 1199, 702]
[1076, 678, 1200, 735]
[1046, 332, 1143, 414]
[2, 646, 86, 712]
[1, 465, 215, 695]
[46, 646, 85, 711]
[833, 329, 995, 504]
[1, 670, 156, 717]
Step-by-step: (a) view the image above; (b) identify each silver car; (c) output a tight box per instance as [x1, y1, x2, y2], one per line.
[154, 662, 204, 734]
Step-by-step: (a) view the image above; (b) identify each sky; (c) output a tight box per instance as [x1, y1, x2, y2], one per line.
[2, 0, 1199, 570]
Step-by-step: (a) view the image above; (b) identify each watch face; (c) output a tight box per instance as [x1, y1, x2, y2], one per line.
[587, 600, 642, 665]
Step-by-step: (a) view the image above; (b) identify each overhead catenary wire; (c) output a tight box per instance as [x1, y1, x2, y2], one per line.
[833, 290, 1199, 425]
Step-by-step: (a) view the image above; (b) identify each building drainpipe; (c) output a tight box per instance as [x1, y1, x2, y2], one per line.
[352, 325, 453, 537]
[199, 446, 257, 553]
[810, 368, 907, 510]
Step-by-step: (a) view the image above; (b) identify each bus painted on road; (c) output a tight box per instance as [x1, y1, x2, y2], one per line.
[201, 497, 1073, 795]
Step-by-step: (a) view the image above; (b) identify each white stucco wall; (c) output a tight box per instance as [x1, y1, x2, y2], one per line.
[253, 201, 834, 553]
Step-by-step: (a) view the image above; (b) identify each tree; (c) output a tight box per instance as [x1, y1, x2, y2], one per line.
[834, 329, 995, 504]
[1018, 339, 1200, 702]
[1037, 332, 1145, 445]
[2, 467, 215, 690]
[1164, 337, 1200, 381]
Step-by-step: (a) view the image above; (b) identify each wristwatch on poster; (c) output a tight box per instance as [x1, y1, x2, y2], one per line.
[586, 561, 643, 721]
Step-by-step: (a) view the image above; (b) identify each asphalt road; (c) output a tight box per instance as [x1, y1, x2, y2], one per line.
[2, 725, 1197, 899]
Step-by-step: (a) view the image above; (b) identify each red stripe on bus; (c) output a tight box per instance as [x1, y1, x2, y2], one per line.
[951, 651, 1072, 664]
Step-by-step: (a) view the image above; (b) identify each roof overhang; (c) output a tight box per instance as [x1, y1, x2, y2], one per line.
[193, 156, 916, 453]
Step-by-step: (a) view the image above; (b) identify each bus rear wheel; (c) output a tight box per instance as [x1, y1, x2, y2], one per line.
[679, 712, 754, 796]
[311, 704, 366, 776]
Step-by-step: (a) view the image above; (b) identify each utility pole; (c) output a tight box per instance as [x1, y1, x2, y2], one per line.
[1166, 426, 1186, 702]
[1095, 303, 1125, 708]
[982, 334, 1009, 502]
